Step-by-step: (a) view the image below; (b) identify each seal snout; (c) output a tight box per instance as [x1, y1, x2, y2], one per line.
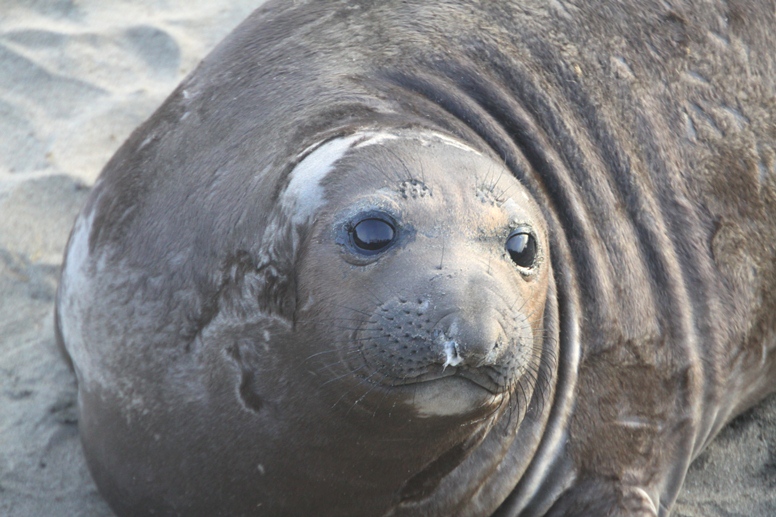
[436, 308, 506, 369]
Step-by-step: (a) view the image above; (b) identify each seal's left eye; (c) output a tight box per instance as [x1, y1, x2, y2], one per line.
[351, 218, 396, 254]
[506, 231, 537, 269]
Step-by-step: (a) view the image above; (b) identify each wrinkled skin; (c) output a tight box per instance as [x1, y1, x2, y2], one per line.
[56, 1, 776, 516]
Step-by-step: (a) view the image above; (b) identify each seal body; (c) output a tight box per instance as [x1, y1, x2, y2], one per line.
[56, 1, 776, 516]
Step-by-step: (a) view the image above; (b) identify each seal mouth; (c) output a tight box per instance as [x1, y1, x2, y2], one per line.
[366, 365, 505, 394]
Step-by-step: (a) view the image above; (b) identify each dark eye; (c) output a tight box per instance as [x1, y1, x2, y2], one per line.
[351, 218, 396, 254]
[506, 231, 537, 268]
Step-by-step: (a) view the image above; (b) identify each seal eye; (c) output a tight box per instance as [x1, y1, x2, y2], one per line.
[506, 231, 537, 268]
[351, 218, 396, 254]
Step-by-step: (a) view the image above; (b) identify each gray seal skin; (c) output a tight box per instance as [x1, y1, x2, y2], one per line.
[55, 1, 776, 516]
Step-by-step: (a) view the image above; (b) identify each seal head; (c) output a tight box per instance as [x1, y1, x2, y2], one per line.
[58, 130, 556, 516]
[294, 132, 550, 422]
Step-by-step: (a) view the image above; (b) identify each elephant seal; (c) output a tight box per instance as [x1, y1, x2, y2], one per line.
[56, 1, 776, 516]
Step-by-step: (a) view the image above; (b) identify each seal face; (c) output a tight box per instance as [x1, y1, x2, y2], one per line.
[295, 133, 549, 420]
[56, 1, 776, 516]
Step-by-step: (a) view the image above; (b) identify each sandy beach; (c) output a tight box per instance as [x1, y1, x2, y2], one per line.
[0, 1, 773, 515]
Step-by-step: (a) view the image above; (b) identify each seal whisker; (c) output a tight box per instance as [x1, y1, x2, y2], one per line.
[486, 163, 501, 195]
[331, 365, 390, 410]
[301, 324, 378, 333]
[372, 277, 402, 302]
[330, 303, 374, 318]
[363, 287, 386, 306]
[320, 364, 368, 388]
[378, 144, 417, 184]
[304, 319, 379, 331]
[370, 372, 400, 418]
[508, 293, 529, 313]
[418, 152, 427, 185]
[296, 316, 372, 327]
[491, 170, 507, 197]
[501, 384, 517, 431]
[346, 371, 385, 416]
[464, 401, 502, 427]
[312, 350, 365, 375]
[521, 362, 548, 413]
[351, 336, 384, 345]
[303, 345, 362, 363]
[469, 388, 511, 428]
[480, 164, 493, 193]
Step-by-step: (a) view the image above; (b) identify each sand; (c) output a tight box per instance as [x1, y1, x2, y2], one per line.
[0, 1, 773, 515]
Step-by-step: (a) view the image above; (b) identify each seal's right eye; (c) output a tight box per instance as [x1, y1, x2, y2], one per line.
[351, 218, 396, 254]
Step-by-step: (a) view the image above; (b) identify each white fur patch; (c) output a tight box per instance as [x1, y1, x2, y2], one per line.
[63, 211, 93, 289]
[353, 132, 400, 148]
[58, 208, 96, 386]
[351, 130, 480, 153]
[361, 130, 481, 155]
[281, 130, 481, 224]
[442, 340, 464, 369]
[423, 132, 482, 154]
[282, 134, 365, 225]
[440, 320, 464, 369]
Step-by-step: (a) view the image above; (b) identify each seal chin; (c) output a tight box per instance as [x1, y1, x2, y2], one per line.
[407, 374, 504, 418]
[349, 363, 504, 417]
